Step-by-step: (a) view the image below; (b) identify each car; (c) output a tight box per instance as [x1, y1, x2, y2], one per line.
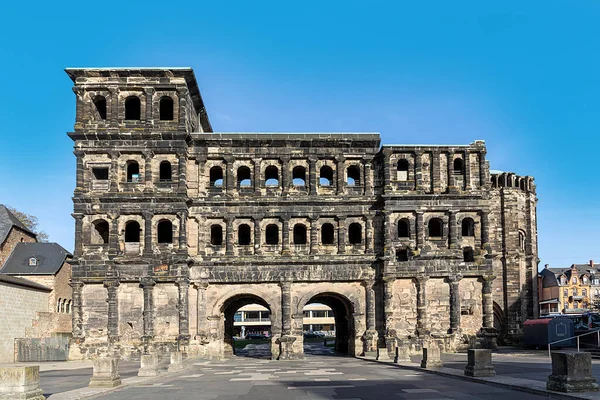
[303, 332, 319, 339]
[245, 333, 266, 340]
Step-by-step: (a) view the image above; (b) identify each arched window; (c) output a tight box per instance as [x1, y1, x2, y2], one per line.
[292, 166, 306, 186]
[397, 159, 409, 181]
[125, 221, 141, 242]
[461, 218, 475, 237]
[210, 225, 223, 246]
[210, 166, 224, 188]
[28, 257, 37, 266]
[159, 96, 174, 121]
[159, 161, 172, 182]
[293, 224, 307, 245]
[398, 219, 410, 238]
[91, 219, 109, 244]
[346, 165, 360, 186]
[463, 247, 474, 262]
[265, 166, 279, 187]
[238, 224, 251, 246]
[57, 299, 62, 313]
[265, 224, 279, 245]
[321, 223, 334, 245]
[157, 220, 173, 243]
[428, 218, 443, 238]
[519, 231, 526, 251]
[126, 161, 140, 183]
[348, 223, 362, 244]
[237, 166, 252, 187]
[319, 166, 333, 186]
[125, 96, 141, 120]
[93, 95, 107, 120]
[396, 248, 408, 262]
[66, 301, 71, 314]
[453, 158, 464, 174]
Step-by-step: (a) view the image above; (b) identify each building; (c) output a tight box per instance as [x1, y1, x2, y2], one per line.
[539, 261, 599, 315]
[65, 67, 538, 360]
[0, 205, 37, 267]
[233, 303, 335, 338]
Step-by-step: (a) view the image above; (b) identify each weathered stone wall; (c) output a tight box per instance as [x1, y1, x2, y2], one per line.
[459, 278, 483, 335]
[0, 227, 36, 267]
[392, 279, 417, 337]
[0, 281, 48, 362]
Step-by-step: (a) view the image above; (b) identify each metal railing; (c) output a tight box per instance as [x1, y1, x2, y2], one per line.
[547, 330, 600, 358]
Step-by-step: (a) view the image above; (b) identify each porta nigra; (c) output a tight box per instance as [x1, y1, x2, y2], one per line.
[66, 68, 538, 361]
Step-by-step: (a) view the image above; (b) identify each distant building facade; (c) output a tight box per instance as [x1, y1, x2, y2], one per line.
[0, 205, 37, 267]
[539, 261, 599, 315]
[66, 67, 538, 361]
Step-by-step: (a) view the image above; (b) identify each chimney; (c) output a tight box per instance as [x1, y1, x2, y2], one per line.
[590, 260, 594, 268]
[545, 264, 549, 269]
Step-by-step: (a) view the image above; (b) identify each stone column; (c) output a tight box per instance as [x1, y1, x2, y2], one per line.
[480, 211, 490, 249]
[464, 151, 471, 190]
[310, 218, 318, 254]
[109, 151, 119, 192]
[364, 160, 373, 195]
[73, 87, 85, 123]
[195, 282, 208, 340]
[109, 216, 119, 255]
[362, 280, 378, 356]
[309, 156, 317, 195]
[140, 277, 155, 351]
[195, 156, 206, 196]
[108, 86, 119, 127]
[225, 217, 234, 255]
[73, 214, 84, 257]
[143, 151, 153, 190]
[144, 87, 154, 123]
[337, 217, 346, 254]
[336, 155, 345, 195]
[280, 281, 292, 335]
[448, 275, 462, 334]
[432, 151, 441, 193]
[104, 279, 120, 343]
[448, 211, 457, 249]
[415, 276, 429, 337]
[281, 156, 289, 195]
[178, 211, 187, 251]
[414, 151, 423, 191]
[281, 217, 290, 255]
[74, 150, 85, 192]
[365, 217, 373, 254]
[479, 150, 487, 188]
[178, 153, 187, 192]
[383, 277, 395, 332]
[143, 213, 153, 256]
[225, 156, 234, 194]
[71, 281, 84, 339]
[481, 276, 495, 329]
[176, 277, 190, 345]
[447, 152, 455, 188]
[177, 88, 188, 130]
[254, 217, 262, 255]
[416, 212, 424, 249]
[253, 158, 261, 194]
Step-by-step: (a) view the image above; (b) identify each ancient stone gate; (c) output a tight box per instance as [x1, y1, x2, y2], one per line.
[66, 68, 538, 360]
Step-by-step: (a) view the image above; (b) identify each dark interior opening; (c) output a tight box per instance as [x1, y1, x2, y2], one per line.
[461, 218, 474, 237]
[396, 248, 409, 261]
[293, 224, 307, 245]
[127, 161, 140, 182]
[159, 96, 174, 120]
[453, 158, 464, 174]
[125, 221, 140, 242]
[428, 218, 443, 238]
[398, 219, 410, 238]
[92, 167, 109, 180]
[265, 224, 279, 245]
[157, 220, 173, 243]
[265, 165, 279, 187]
[238, 224, 251, 245]
[348, 223, 362, 244]
[92, 220, 109, 244]
[346, 165, 360, 186]
[292, 166, 306, 186]
[159, 161, 172, 181]
[237, 166, 252, 187]
[125, 96, 141, 120]
[93, 96, 107, 120]
[463, 247, 474, 262]
[211, 225, 223, 246]
[319, 165, 334, 186]
[321, 223, 334, 245]
[210, 166, 224, 187]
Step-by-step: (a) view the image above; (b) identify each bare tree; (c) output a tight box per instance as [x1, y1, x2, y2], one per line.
[6, 206, 49, 242]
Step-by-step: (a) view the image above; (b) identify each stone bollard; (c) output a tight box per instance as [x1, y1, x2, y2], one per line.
[376, 346, 391, 361]
[547, 351, 599, 393]
[0, 365, 45, 400]
[89, 357, 121, 388]
[464, 349, 495, 377]
[168, 351, 185, 373]
[394, 346, 411, 363]
[138, 353, 160, 377]
[420, 346, 443, 369]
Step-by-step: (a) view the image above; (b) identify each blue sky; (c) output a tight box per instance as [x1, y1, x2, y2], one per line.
[0, 1, 598, 269]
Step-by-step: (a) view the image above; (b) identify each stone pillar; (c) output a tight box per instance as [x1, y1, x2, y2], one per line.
[547, 351, 599, 392]
[479, 150, 487, 188]
[281, 156, 289, 195]
[481, 275, 495, 329]
[383, 277, 395, 333]
[362, 280, 377, 356]
[144, 87, 154, 123]
[416, 212, 424, 249]
[144, 151, 153, 190]
[108, 86, 119, 128]
[447, 152, 455, 189]
[280, 281, 292, 335]
[104, 279, 120, 343]
[365, 217, 373, 254]
[73, 213, 84, 257]
[225, 156, 234, 194]
[448, 211, 457, 249]
[225, 217, 234, 255]
[448, 275, 462, 334]
[89, 357, 121, 388]
[109, 216, 119, 255]
[176, 277, 190, 345]
[464, 349, 495, 377]
[309, 156, 317, 195]
[364, 160, 373, 195]
[74, 150, 85, 192]
[382, 148, 392, 193]
[337, 217, 346, 254]
[0, 365, 45, 399]
[309, 218, 318, 254]
[415, 277, 429, 337]
[140, 277, 155, 346]
[177, 88, 188, 130]
[420, 345, 443, 369]
[195, 282, 208, 340]
[143, 213, 153, 256]
[414, 151, 423, 191]
[178, 211, 187, 251]
[178, 153, 187, 192]
[480, 211, 490, 249]
[71, 281, 84, 339]
[254, 218, 262, 255]
[281, 217, 290, 255]
[432, 150, 441, 193]
[336, 155, 345, 195]
[109, 151, 119, 193]
[464, 151, 471, 190]
[253, 157, 261, 194]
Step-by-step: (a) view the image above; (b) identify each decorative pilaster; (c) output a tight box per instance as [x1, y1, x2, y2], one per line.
[281, 217, 290, 255]
[362, 280, 378, 356]
[416, 276, 429, 337]
[143, 213, 153, 256]
[382, 148, 392, 193]
[144, 87, 154, 126]
[74, 150, 84, 193]
[71, 281, 84, 339]
[140, 277, 155, 350]
[195, 282, 208, 340]
[448, 211, 457, 249]
[109, 216, 119, 255]
[464, 151, 471, 189]
[109, 151, 119, 192]
[414, 151, 423, 191]
[104, 279, 120, 343]
[280, 281, 292, 335]
[336, 155, 345, 195]
[383, 277, 395, 331]
[225, 217, 234, 255]
[364, 160, 373, 195]
[177, 153, 187, 192]
[73, 214, 84, 257]
[416, 212, 424, 249]
[365, 218, 373, 254]
[281, 156, 289, 195]
[254, 218, 262, 255]
[447, 152, 455, 189]
[479, 150, 487, 188]
[225, 156, 234, 194]
[480, 211, 490, 249]
[309, 157, 317, 195]
[337, 217, 346, 254]
[448, 275, 462, 334]
[253, 158, 261, 194]
[310, 218, 318, 254]
[143, 152, 153, 190]
[481, 275, 496, 329]
[176, 277, 190, 345]
[178, 211, 187, 251]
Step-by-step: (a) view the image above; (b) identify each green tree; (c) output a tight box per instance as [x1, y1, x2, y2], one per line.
[6, 206, 49, 242]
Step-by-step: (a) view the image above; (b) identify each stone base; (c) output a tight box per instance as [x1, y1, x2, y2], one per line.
[138, 354, 160, 377]
[394, 346, 411, 363]
[420, 346, 443, 369]
[376, 347, 391, 361]
[89, 357, 121, 388]
[464, 349, 495, 377]
[547, 352, 599, 393]
[0, 365, 45, 400]
[277, 336, 302, 360]
[167, 351, 185, 373]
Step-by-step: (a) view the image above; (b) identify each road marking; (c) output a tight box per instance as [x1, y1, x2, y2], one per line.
[288, 385, 354, 389]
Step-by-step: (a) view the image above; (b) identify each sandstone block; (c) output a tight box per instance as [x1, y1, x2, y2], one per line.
[89, 357, 121, 388]
[0, 365, 45, 400]
[464, 348, 495, 377]
[547, 352, 599, 393]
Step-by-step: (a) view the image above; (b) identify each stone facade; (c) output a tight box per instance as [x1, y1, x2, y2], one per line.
[66, 67, 538, 360]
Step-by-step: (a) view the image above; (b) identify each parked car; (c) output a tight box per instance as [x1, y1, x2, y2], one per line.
[245, 333, 267, 340]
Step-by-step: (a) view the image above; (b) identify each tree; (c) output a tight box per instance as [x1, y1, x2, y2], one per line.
[6, 206, 49, 242]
